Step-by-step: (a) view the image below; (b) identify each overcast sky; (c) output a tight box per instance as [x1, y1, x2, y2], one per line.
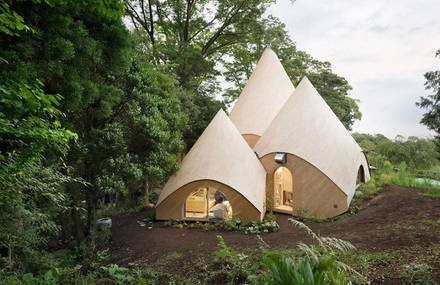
[270, 0, 440, 139]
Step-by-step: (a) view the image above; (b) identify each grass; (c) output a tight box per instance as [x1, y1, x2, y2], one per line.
[421, 188, 440, 198]
[167, 251, 184, 261]
[423, 219, 440, 226]
[363, 252, 401, 266]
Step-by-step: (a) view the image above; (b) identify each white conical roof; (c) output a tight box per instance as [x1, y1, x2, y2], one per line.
[229, 48, 295, 137]
[157, 109, 267, 212]
[254, 77, 368, 202]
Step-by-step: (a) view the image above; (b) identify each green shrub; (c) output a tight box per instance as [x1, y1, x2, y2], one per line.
[210, 236, 252, 284]
[258, 253, 342, 285]
[363, 252, 399, 266]
[162, 218, 279, 234]
[421, 189, 440, 198]
[400, 263, 434, 285]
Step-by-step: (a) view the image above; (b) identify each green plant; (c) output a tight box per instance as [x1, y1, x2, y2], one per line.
[264, 212, 277, 223]
[100, 264, 136, 285]
[210, 236, 253, 284]
[259, 253, 333, 285]
[167, 251, 184, 261]
[400, 263, 434, 285]
[421, 189, 440, 198]
[223, 218, 242, 231]
[97, 249, 110, 262]
[287, 219, 365, 284]
[363, 252, 399, 266]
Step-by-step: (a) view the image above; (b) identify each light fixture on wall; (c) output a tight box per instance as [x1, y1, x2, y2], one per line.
[274, 152, 287, 164]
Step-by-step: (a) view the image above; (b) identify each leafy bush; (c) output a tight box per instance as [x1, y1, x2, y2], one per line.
[400, 263, 434, 285]
[259, 253, 339, 285]
[244, 221, 279, 234]
[162, 218, 280, 234]
[420, 189, 440, 198]
[253, 219, 365, 285]
[210, 236, 253, 284]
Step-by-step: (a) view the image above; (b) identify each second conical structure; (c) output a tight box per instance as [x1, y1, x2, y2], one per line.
[254, 77, 370, 217]
[229, 48, 294, 147]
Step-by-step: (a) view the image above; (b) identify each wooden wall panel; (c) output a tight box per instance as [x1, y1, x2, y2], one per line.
[242, 134, 261, 148]
[157, 110, 266, 214]
[254, 77, 370, 202]
[156, 180, 263, 223]
[260, 153, 348, 218]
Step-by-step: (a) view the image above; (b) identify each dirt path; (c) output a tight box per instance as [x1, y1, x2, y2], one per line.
[109, 185, 440, 265]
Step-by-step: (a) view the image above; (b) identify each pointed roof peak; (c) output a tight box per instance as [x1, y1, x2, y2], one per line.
[229, 49, 294, 137]
[214, 108, 228, 118]
[294, 76, 315, 92]
[157, 108, 266, 211]
[298, 76, 312, 85]
[261, 47, 277, 56]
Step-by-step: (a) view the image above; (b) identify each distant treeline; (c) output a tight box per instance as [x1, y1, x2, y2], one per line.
[353, 133, 439, 170]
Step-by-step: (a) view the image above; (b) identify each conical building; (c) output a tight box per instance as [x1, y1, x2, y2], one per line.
[156, 110, 267, 223]
[254, 77, 370, 217]
[156, 51, 370, 223]
[229, 48, 294, 147]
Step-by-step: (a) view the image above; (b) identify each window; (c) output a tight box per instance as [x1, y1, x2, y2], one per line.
[184, 188, 232, 220]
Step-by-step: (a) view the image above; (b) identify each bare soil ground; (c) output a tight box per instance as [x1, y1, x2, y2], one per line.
[109, 185, 440, 284]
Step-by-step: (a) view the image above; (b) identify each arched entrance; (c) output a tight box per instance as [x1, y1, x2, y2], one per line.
[357, 165, 365, 185]
[184, 187, 232, 220]
[273, 166, 293, 212]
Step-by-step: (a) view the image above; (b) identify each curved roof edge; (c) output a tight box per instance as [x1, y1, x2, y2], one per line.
[156, 109, 267, 212]
[254, 77, 366, 199]
[229, 48, 295, 136]
[156, 178, 263, 214]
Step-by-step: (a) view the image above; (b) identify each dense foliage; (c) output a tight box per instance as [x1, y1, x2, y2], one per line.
[417, 49, 440, 155]
[353, 133, 439, 170]
[3, 0, 429, 283]
[126, 0, 361, 133]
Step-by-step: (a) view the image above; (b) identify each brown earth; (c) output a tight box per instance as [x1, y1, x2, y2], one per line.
[109, 184, 440, 284]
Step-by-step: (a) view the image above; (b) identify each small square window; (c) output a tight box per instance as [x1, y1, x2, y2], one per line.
[274, 153, 287, 164]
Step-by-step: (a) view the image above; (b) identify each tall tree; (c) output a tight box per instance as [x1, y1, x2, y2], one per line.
[126, 1, 361, 131]
[0, 1, 79, 270]
[417, 49, 440, 155]
[125, 0, 273, 88]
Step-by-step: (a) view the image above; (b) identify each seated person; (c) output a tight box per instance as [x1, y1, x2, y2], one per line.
[209, 195, 230, 221]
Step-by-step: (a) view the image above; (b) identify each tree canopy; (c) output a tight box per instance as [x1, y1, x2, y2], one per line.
[417, 49, 440, 155]
[0, 0, 367, 278]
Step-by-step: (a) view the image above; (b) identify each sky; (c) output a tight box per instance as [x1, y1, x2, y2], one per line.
[270, 0, 440, 139]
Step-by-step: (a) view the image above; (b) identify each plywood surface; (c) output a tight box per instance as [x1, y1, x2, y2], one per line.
[254, 77, 370, 203]
[261, 153, 349, 218]
[242, 134, 261, 148]
[156, 180, 263, 223]
[156, 110, 267, 213]
[229, 49, 294, 137]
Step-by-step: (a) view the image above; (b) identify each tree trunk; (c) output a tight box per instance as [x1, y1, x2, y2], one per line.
[69, 186, 85, 242]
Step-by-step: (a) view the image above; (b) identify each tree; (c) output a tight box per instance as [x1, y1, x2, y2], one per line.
[1, 0, 133, 241]
[352, 133, 439, 170]
[0, 1, 78, 270]
[126, 1, 361, 138]
[125, 0, 273, 88]
[417, 49, 440, 155]
[1, 0, 191, 243]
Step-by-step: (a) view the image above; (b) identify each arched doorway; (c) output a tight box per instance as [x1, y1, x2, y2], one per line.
[357, 165, 365, 185]
[273, 166, 293, 212]
[184, 187, 232, 220]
